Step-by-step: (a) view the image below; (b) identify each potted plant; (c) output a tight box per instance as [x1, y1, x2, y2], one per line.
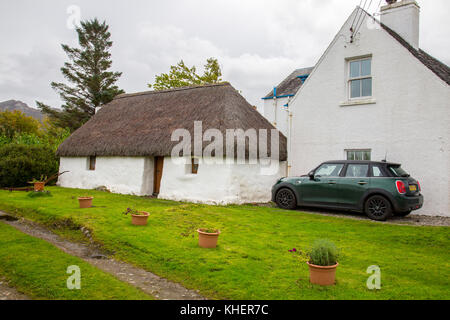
[123, 208, 150, 226]
[289, 239, 340, 286]
[27, 171, 69, 192]
[28, 175, 47, 192]
[197, 228, 220, 248]
[78, 196, 94, 208]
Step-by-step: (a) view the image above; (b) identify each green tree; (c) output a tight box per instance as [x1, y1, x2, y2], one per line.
[149, 57, 223, 91]
[0, 110, 40, 139]
[37, 18, 124, 132]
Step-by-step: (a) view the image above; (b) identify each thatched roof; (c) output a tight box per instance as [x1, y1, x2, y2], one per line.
[57, 83, 287, 161]
[264, 67, 314, 99]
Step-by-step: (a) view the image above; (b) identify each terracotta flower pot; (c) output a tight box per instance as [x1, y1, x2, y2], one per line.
[131, 211, 150, 226]
[197, 229, 220, 248]
[34, 182, 45, 192]
[307, 262, 339, 286]
[78, 197, 93, 208]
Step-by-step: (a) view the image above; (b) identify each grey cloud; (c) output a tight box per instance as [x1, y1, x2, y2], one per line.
[0, 0, 449, 111]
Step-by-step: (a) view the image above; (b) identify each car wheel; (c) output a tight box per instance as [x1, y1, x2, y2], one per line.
[365, 195, 392, 221]
[395, 210, 412, 217]
[275, 188, 297, 210]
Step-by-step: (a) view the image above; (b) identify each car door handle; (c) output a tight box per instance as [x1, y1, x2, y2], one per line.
[328, 181, 337, 185]
[358, 181, 368, 185]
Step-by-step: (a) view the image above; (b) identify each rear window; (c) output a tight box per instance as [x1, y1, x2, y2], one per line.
[372, 164, 387, 177]
[388, 165, 410, 177]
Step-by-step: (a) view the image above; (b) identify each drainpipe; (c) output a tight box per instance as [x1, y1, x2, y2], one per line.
[272, 87, 277, 128]
[285, 97, 293, 177]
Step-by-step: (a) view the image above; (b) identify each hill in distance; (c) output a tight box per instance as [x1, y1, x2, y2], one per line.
[0, 100, 44, 121]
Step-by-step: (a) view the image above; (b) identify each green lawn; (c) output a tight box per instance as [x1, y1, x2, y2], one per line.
[0, 222, 152, 300]
[0, 187, 449, 300]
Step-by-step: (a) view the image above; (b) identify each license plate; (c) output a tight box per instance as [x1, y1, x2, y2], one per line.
[409, 185, 417, 192]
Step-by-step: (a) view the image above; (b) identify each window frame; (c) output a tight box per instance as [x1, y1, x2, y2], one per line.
[370, 164, 389, 178]
[348, 57, 372, 100]
[343, 163, 370, 178]
[185, 157, 199, 175]
[191, 157, 199, 174]
[314, 163, 345, 178]
[346, 149, 371, 161]
[87, 156, 96, 171]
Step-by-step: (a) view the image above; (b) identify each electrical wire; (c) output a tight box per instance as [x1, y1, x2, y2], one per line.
[350, 0, 364, 31]
[377, 0, 382, 11]
[354, 0, 374, 36]
[353, 0, 368, 33]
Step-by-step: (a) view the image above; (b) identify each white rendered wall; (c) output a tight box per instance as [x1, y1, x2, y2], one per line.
[289, 10, 450, 216]
[59, 156, 286, 204]
[380, 0, 420, 49]
[58, 157, 154, 196]
[263, 97, 290, 137]
[158, 157, 286, 205]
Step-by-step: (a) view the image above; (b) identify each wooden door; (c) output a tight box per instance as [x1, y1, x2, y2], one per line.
[153, 157, 164, 195]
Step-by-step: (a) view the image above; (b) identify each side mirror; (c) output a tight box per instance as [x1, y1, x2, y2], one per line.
[308, 172, 315, 180]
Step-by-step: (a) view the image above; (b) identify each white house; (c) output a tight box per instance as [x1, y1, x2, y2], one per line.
[264, 0, 450, 216]
[262, 67, 314, 137]
[57, 83, 287, 205]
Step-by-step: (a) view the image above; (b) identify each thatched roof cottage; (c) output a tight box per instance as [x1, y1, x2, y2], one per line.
[57, 83, 287, 204]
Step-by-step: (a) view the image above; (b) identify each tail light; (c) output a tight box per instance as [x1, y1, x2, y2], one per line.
[396, 180, 406, 194]
[417, 181, 421, 191]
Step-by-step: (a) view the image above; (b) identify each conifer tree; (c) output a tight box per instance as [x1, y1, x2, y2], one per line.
[37, 18, 123, 131]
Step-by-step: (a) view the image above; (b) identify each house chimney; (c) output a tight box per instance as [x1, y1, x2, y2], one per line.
[381, 0, 420, 49]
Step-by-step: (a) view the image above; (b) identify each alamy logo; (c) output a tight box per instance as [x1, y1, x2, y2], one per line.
[170, 121, 281, 175]
[366, 265, 381, 290]
[67, 265, 81, 290]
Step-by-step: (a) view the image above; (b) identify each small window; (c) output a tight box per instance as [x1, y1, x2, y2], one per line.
[346, 150, 371, 161]
[88, 156, 96, 171]
[349, 58, 372, 99]
[372, 165, 386, 177]
[186, 157, 199, 174]
[315, 163, 344, 177]
[346, 164, 369, 177]
[191, 158, 199, 174]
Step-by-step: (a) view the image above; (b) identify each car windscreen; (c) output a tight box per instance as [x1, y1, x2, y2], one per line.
[388, 165, 410, 177]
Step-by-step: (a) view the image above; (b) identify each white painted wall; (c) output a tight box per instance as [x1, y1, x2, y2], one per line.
[289, 9, 450, 216]
[380, 0, 420, 49]
[158, 157, 286, 205]
[58, 156, 154, 196]
[58, 156, 286, 205]
[263, 97, 291, 137]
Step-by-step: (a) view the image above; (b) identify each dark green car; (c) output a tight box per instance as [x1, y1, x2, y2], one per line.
[272, 160, 424, 221]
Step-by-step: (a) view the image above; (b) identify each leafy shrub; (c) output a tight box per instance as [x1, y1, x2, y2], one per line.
[308, 239, 339, 266]
[0, 110, 40, 139]
[0, 129, 70, 152]
[0, 144, 58, 188]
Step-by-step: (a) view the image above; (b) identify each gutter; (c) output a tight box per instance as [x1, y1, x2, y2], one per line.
[261, 94, 294, 100]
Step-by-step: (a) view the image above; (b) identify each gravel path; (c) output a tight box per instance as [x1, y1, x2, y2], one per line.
[0, 212, 205, 300]
[0, 279, 29, 300]
[296, 207, 450, 226]
[252, 203, 449, 226]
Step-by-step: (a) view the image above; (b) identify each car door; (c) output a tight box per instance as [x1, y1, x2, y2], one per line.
[336, 163, 370, 208]
[300, 163, 344, 205]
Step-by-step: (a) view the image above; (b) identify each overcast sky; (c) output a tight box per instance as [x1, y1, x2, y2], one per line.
[0, 0, 449, 111]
